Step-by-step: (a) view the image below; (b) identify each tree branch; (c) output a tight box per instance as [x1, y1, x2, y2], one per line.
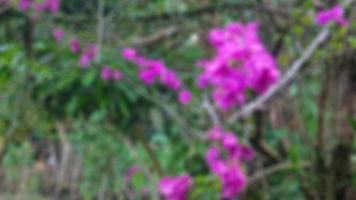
[96, 0, 105, 62]
[248, 161, 311, 185]
[227, 0, 354, 124]
[227, 26, 331, 124]
[127, 26, 177, 47]
[135, 2, 288, 22]
[202, 95, 221, 126]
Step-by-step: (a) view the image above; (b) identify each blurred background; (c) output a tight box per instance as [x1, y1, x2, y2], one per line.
[0, 0, 355, 199]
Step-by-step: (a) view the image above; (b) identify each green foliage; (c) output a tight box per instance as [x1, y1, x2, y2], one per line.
[0, 1, 355, 199]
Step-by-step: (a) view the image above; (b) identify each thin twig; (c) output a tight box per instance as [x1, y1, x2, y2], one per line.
[248, 161, 311, 185]
[202, 95, 221, 126]
[251, 111, 281, 164]
[133, 125, 163, 177]
[96, 0, 105, 62]
[128, 26, 178, 47]
[135, 2, 288, 22]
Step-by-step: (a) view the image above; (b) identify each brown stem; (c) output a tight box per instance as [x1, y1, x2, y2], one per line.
[329, 52, 355, 200]
[248, 161, 311, 185]
[133, 125, 163, 177]
[314, 65, 332, 200]
[251, 110, 281, 165]
[23, 16, 34, 58]
[135, 2, 288, 22]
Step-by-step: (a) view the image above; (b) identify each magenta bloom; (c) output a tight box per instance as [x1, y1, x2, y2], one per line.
[18, 0, 31, 11]
[207, 126, 223, 141]
[85, 44, 97, 58]
[160, 69, 181, 90]
[0, 0, 9, 5]
[315, 5, 348, 26]
[111, 69, 122, 81]
[78, 44, 96, 68]
[121, 48, 137, 60]
[121, 48, 183, 90]
[239, 145, 254, 161]
[100, 66, 111, 81]
[158, 175, 192, 200]
[78, 54, 90, 68]
[220, 165, 246, 198]
[33, 0, 60, 14]
[69, 39, 80, 53]
[197, 22, 279, 111]
[138, 60, 165, 84]
[178, 90, 191, 105]
[100, 67, 122, 81]
[33, 2, 46, 12]
[205, 127, 252, 199]
[52, 28, 64, 42]
[44, 0, 60, 14]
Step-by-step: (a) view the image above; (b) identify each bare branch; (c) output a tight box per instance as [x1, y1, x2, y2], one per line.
[227, 27, 330, 124]
[202, 95, 221, 126]
[96, 0, 105, 62]
[248, 161, 311, 185]
[227, 0, 354, 124]
[135, 2, 289, 22]
[128, 26, 177, 47]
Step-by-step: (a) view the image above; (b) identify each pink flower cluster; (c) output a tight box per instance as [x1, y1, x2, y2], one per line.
[197, 22, 279, 111]
[100, 66, 122, 81]
[17, 0, 60, 14]
[33, 0, 60, 14]
[0, 0, 9, 6]
[121, 48, 191, 105]
[158, 174, 192, 200]
[49, 28, 124, 81]
[205, 127, 253, 199]
[52, 28, 64, 42]
[69, 39, 81, 53]
[315, 5, 348, 26]
[78, 44, 97, 68]
[18, 0, 31, 11]
[178, 90, 192, 105]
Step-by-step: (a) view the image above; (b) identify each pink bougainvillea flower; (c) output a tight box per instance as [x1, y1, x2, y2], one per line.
[121, 48, 137, 61]
[33, 0, 60, 14]
[239, 145, 254, 161]
[78, 54, 90, 68]
[220, 164, 246, 199]
[0, 0, 9, 5]
[78, 44, 97, 68]
[158, 175, 192, 200]
[207, 126, 223, 142]
[160, 69, 181, 90]
[111, 69, 122, 81]
[178, 90, 191, 105]
[44, 0, 60, 14]
[18, 0, 31, 11]
[121, 48, 183, 91]
[33, 2, 46, 12]
[100, 66, 111, 81]
[138, 60, 165, 84]
[197, 21, 279, 111]
[315, 5, 348, 26]
[204, 127, 252, 199]
[100, 67, 122, 81]
[85, 44, 97, 58]
[69, 39, 80, 53]
[52, 28, 64, 42]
